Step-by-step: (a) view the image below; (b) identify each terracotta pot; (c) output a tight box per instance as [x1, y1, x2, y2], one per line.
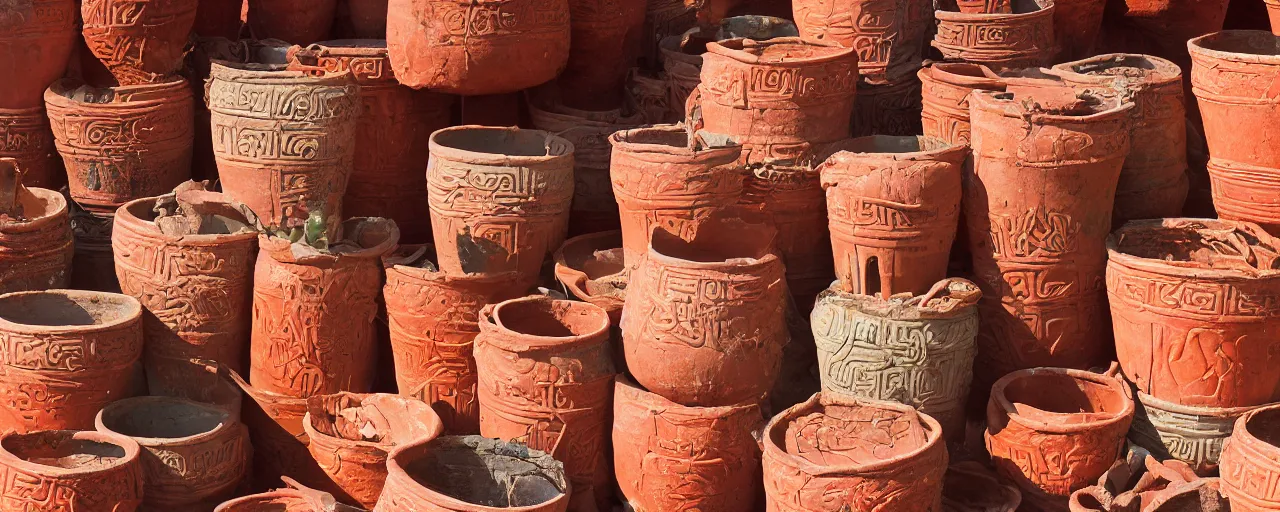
[818, 135, 966, 298]
[95, 396, 250, 509]
[208, 57, 360, 235]
[612, 375, 763, 511]
[763, 392, 948, 511]
[693, 37, 857, 164]
[0, 430, 144, 512]
[644, 0, 698, 65]
[1051, 0, 1105, 62]
[811, 278, 981, 438]
[427, 126, 574, 280]
[475, 296, 616, 512]
[228, 367, 331, 493]
[527, 95, 646, 237]
[303, 392, 446, 508]
[44, 78, 194, 215]
[985, 367, 1135, 509]
[289, 41, 455, 244]
[193, 0, 244, 38]
[70, 206, 121, 293]
[621, 219, 787, 407]
[383, 245, 527, 435]
[608, 125, 743, 270]
[0, 106, 62, 190]
[1129, 390, 1257, 477]
[0, 290, 142, 433]
[1107, 218, 1280, 409]
[658, 17, 798, 122]
[347, 0, 388, 38]
[919, 62, 1006, 146]
[164, 360, 245, 423]
[246, 0, 335, 44]
[112, 190, 258, 398]
[943, 462, 1022, 512]
[624, 68, 672, 124]
[792, 0, 933, 84]
[558, 0, 647, 110]
[1219, 404, 1280, 510]
[374, 435, 570, 512]
[1189, 31, 1280, 235]
[553, 231, 626, 326]
[965, 89, 1130, 384]
[81, 0, 198, 85]
[0, 0, 77, 109]
[741, 160, 832, 309]
[385, 0, 570, 95]
[1270, 0, 1280, 36]
[217, 478, 364, 512]
[851, 75, 925, 137]
[932, 0, 1056, 71]
[0, 159, 73, 295]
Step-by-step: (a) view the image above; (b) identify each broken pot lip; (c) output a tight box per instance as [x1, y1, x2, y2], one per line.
[114, 194, 259, 246]
[0, 429, 142, 478]
[1106, 218, 1280, 279]
[209, 59, 356, 85]
[227, 365, 307, 427]
[384, 436, 572, 512]
[0, 289, 141, 334]
[1051, 53, 1182, 87]
[44, 77, 191, 107]
[814, 278, 982, 320]
[302, 392, 445, 450]
[969, 88, 1135, 121]
[552, 230, 625, 304]
[1143, 478, 1224, 511]
[615, 374, 760, 418]
[483, 296, 612, 351]
[1232, 403, 1280, 458]
[609, 124, 743, 163]
[645, 229, 780, 270]
[1188, 30, 1280, 67]
[919, 61, 1007, 89]
[818, 135, 969, 170]
[1, 186, 68, 228]
[705, 36, 855, 66]
[989, 367, 1135, 433]
[383, 243, 524, 284]
[763, 392, 945, 475]
[1136, 389, 1257, 419]
[429, 125, 576, 167]
[213, 490, 313, 512]
[95, 395, 232, 448]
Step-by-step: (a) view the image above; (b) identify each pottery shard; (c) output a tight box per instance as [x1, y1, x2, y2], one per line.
[0, 159, 73, 295]
[553, 231, 627, 325]
[374, 436, 570, 512]
[0, 430, 146, 512]
[81, 0, 198, 85]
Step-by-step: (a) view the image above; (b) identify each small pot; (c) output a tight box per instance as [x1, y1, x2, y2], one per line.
[0, 158, 73, 294]
[792, 0, 932, 83]
[942, 462, 1022, 512]
[0, 106, 62, 189]
[918, 62, 1006, 146]
[0, 430, 144, 512]
[374, 436, 571, 512]
[553, 231, 626, 326]
[932, 0, 1056, 71]
[1129, 389, 1257, 476]
[81, 0, 199, 85]
[851, 74, 925, 137]
[245, 0, 336, 44]
[1219, 404, 1280, 510]
[0, 0, 76, 109]
[741, 159, 831, 309]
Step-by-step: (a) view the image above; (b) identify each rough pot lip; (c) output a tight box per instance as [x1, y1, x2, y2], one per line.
[383, 436, 571, 512]
[552, 230, 625, 306]
[813, 278, 982, 320]
[919, 61, 1007, 89]
[1051, 53, 1182, 88]
[208, 58, 355, 85]
[609, 124, 743, 164]
[383, 244, 525, 285]
[614, 374, 760, 417]
[989, 367, 1135, 433]
[0, 289, 141, 335]
[705, 37, 854, 66]
[480, 296, 611, 352]
[302, 392, 446, 451]
[1187, 30, 1280, 67]
[95, 396, 232, 448]
[763, 392, 946, 475]
[44, 77, 191, 110]
[114, 192, 259, 246]
[429, 125, 575, 167]
[645, 221, 780, 271]
[1231, 403, 1280, 456]
[0, 429, 142, 478]
[818, 135, 969, 169]
[1106, 218, 1280, 280]
[1, 187, 69, 229]
[968, 88, 1135, 122]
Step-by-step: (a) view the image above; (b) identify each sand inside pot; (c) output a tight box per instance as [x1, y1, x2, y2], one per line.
[405, 437, 566, 508]
[494, 298, 610, 338]
[1112, 220, 1280, 272]
[100, 398, 227, 440]
[0, 291, 136, 327]
[4, 433, 128, 470]
[1001, 372, 1129, 425]
[782, 400, 933, 466]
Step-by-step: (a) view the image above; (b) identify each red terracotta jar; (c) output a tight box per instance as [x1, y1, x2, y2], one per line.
[986, 367, 1135, 510]
[919, 62, 1006, 146]
[609, 125, 743, 270]
[943, 462, 1022, 511]
[763, 393, 948, 511]
[613, 376, 762, 511]
[559, 0, 647, 110]
[1107, 218, 1280, 408]
[0, 290, 142, 433]
[932, 0, 1055, 71]
[427, 126, 574, 280]
[0, 159, 73, 294]
[112, 190, 258, 397]
[792, 0, 933, 84]
[193, 0, 244, 38]
[0, 0, 77, 109]
[553, 231, 626, 325]
[347, 0, 388, 38]
[621, 220, 787, 407]
[374, 436, 570, 512]
[44, 78, 194, 215]
[1219, 404, 1280, 511]
[0, 430, 144, 512]
[740, 160, 831, 309]
[303, 392, 445, 507]
[69, 206, 121, 293]
[658, 17, 798, 122]
[383, 245, 527, 434]
[96, 396, 250, 509]
[246, 0, 335, 44]
[81, 0, 198, 85]
[0, 107, 62, 189]
[289, 41, 455, 244]
[228, 367, 331, 493]
[386, 0, 571, 95]
[965, 89, 1130, 384]
[819, 135, 967, 298]
[851, 75, 925, 137]
[475, 296, 616, 512]
[1189, 32, 1280, 235]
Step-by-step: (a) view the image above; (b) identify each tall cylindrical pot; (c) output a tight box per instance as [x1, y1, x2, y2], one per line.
[1129, 390, 1258, 476]
[792, 0, 932, 84]
[932, 0, 1055, 71]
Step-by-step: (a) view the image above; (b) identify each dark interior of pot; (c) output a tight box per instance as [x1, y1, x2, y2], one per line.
[777, 400, 932, 466]
[3, 432, 127, 470]
[1113, 221, 1280, 271]
[387, 244, 441, 270]
[934, 62, 996, 79]
[721, 38, 841, 61]
[651, 219, 774, 263]
[1194, 31, 1280, 57]
[1002, 372, 1128, 418]
[717, 15, 799, 41]
[496, 298, 609, 338]
[616, 126, 690, 149]
[1246, 407, 1280, 448]
[406, 437, 566, 508]
[101, 398, 226, 439]
[0, 292, 136, 327]
[336, 217, 397, 252]
[434, 128, 569, 157]
[827, 135, 951, 155]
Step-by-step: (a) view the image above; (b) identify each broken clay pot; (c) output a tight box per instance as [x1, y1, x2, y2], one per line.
[0, 0, 77, 110]
[0, 430, 144, 512]
[1218, 403, 1280, 510]
[918, 62, 1006, 146]
[792, 0, 932, 84]
[245, 0, 336, 44]
[80, 0, 198, 85]
[374, 436, 571, 512]
[0, 158, 73, 295]
[0, 106, 63, 190]
[553, 231, 626, 326]
[932, 0, 1056, 71]
[741, 159, 832, 310]
[942, 461, 1022, 512]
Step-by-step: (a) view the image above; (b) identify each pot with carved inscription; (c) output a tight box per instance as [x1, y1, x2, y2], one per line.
[1129, 389, 1257, 476]
[763, 392, 948, 511]
[0, 430, 144, 512]
[80, 0, 198, 85]
[932, 0, 1056, 71]
[44, 78, 194, 216]
[792, 0, 932, 84]
[0, 0, 77, 109]
[609, 125, 743, 270]
[943, 462, 1022, 512]
[0, 290, 142, 433]
[558, 0, 647, 110]
[303, 392, 445, 507]
[228, 367, 331, 492]
[1107, 218, 1280, 408]
[475, 296, 615, 512]
[851, 75, 925, 137]
[0, 107, 62, 189]
[246, 0, 335, 44]
[919, 62, 1006, 146]
[985, 367, 1135, 511]
[553, 231, 626, 326]
[0, 158, 73, 295]
[741, 160, 832, 309]
[95, 396, 250, 509]
[658, 18, 799, 121]
[1219, 403, 1280, 510]
[374, 435, 570, 512]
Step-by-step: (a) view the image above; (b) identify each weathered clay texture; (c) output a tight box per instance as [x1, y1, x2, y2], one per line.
[374, 436, 570, 512]
[559, 0, 647, 109]
[919, 62, 1006, 146]
[81, 0, 198, 85]
[216, 477, 366, 512]
[792, 0, 932, 84]
[1129, 389, 1256, 476]
[0, 159, 73, 295]
[851, 74, 925, 137]
[1219, 404, 1280, 510]
[658, 17, 799, 123]
[0, 430, 145, 512]
[0, 0, 77, 109]
[245, 0, 336, 44]
[741, 159, 832, 309]
[0, 107, 62, 190]
[932, 0, 1055, 71]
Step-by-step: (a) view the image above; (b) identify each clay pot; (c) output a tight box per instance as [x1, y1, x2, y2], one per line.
[851, 75, 925, 137]
[918, 62, 1006, 146]
[1051, 0, 1105, 62]
[165, 360, 246, 422]
[303, 392, 446, 507]
[0, 106, 63, 189]
[792, 0, 933, 84]
[644, 0, 698, 65]
[965, 89, 1131, 383]
[70, 206, 122, 293]
[986, 367, 1135, 510]
[80, 0, 198, 85]
[44, 78, 194, 215]
[1053, 54, 1188, 227]
[658, 17, 799, 122]
[0, 430, 144, 512]
[374, 435, 570, 512]
[818, 135, 967, 298]
[741, 160, 832, 309]
[475, 296, 616, 512]
[289, 41, 455, 244]
[553, 231, 626, 326]
[527, 95, 646, 237]
[0, 290, 142, 433]
[245, 0, 335, 44]
[763, 393, 949, 511]
[558, 0, 647, 110]
[347, 0, 388, 38]
[385, 0, 570, 95]
[624, 68, 672, 124]
[612, 375, 763, 511]
[1219, 404, 1280, 510]
[250, 218, 399, 398]
[193, 0, 244, 38]
[228, 367, 330, 493]
[112, 190, 258, 398]
[811, 278, 981, 438]
[0, 159, 73, 294]
[216, 478, 364, 512]
[932, 0, 1056, 71]
[427, 126, 574, 280]
[608, 125, 744, 270]
[694, 37, 858, 164]
[1189, 31, 1280, 235]
[621, 219, 788, 407]
[95, 396, 250, 509]
[383, 245, 527, 434]
[943, 462, 1022, 512]
[1129, 390, 1256, 476]
[208, 57, 360, 235]
[0, 0, 77, 109]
